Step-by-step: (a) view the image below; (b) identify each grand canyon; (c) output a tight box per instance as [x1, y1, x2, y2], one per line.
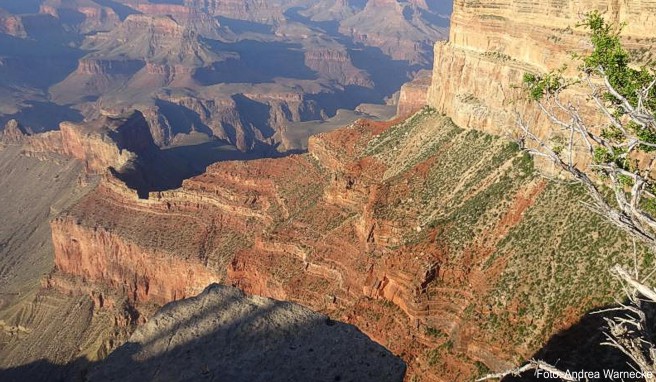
[1, 1, 656, 381]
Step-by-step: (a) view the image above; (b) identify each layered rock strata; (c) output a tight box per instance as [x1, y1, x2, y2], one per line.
[48, 109, 642, 381]
[427, 0, 656, 140]
[397, 70, 432, 117]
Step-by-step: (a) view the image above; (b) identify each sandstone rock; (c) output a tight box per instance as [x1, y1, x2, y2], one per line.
[1, 119, 27, 144]
[88, 284, 406, 382]
[396, 70, 432, 117]
[427, 0, 656, 153]
[59, 111, 155, 173]
[0, 10, 26, 38]
[48, 110, 642, 380]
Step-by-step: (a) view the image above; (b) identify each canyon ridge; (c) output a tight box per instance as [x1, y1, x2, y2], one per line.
[2, 1, 656, 382]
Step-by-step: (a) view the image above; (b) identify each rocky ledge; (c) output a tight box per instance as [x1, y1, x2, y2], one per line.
[88, 284, 406, 382]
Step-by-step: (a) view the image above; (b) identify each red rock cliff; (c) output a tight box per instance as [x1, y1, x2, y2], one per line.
[48, 108, 637, 380]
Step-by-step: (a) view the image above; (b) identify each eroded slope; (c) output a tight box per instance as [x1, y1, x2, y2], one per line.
[48, 109, 644, 381]
[89, 284, 406, 382]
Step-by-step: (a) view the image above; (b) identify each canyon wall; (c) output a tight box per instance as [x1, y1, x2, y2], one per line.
[46, 109, 643, 381]
[427, 0, 656, 139]
[397, 71, 432, 117]
[58, 112, 155, 173]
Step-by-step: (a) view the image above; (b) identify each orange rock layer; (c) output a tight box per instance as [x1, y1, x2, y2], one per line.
[46, 108, 632, 381]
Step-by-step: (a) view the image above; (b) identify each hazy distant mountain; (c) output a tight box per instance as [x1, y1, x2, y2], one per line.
[0, 0, 450, 151]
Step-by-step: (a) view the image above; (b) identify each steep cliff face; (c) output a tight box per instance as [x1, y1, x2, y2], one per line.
[304, 47, 373, 87]
[427, 0, 656, 139]
[58, 111, 155, 173]
[396, 70, 432, 117]
[339, 0, 449, 66]
[48, 109, 642, 381]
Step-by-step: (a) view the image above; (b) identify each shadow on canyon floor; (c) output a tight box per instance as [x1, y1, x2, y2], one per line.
[195, 39, 317, 85]
[217, 16, 273, 35]
[503, 301, 656, 381]
[0, 0, 42, 14]
[114, 139, 304, 198]
[0, 101, 84, 133]
[0, 286, 406, 382]
[91, 0, 141, 21]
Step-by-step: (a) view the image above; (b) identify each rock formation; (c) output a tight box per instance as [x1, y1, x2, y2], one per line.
[1, 0, 448, 152]
[1, 119, 27, 144]
[57, 111, 156, 173]
[88, 284, 406, 382]
[44, 108, 643, 381]
[396, 70, 432, 117]
[0, 10, 26, 38]
[427, 0, 656, 140]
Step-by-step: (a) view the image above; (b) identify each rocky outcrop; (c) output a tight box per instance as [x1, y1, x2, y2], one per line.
[50, 215, 221, 306]
[88, 284, 406, 382]
[427, 0, 656, 140]
[304, 47, 372, 87]
[47, 108, 642, 381]
[58, 111, 155, 173]
[38, 0, 121, 33]
[1, 119, 27, 144]
[76, 59, 144, 77]
[0, 10, 26, 38]
[396, 70, 431, 117]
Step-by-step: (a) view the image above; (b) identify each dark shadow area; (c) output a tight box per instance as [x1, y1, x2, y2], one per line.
[0, 0, 41, 14]
[53, 8, 85, 26]
[306, 84, 382, 117]
[113, 139, 271, 198]
[0, 285, 406, 382]
[194, 39, 317, 85]
[0, 357, 91, 382]
[503, 301, 656, 382]
[114, 140, 305, 198]
[1, 102, 84, 133]
[92, 0, 141, 21]
[217, 16, 273, 35]
[284, 7, 341, 36]
[0, 26, 83, 89]
[154, 99, 214, 137]
[232, 93, 276, 138]
[21, 14, 83, 45]
[348, 46, 417, 99]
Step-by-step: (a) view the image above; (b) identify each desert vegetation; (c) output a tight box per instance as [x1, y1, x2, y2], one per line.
[482, 11, 656, 381]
